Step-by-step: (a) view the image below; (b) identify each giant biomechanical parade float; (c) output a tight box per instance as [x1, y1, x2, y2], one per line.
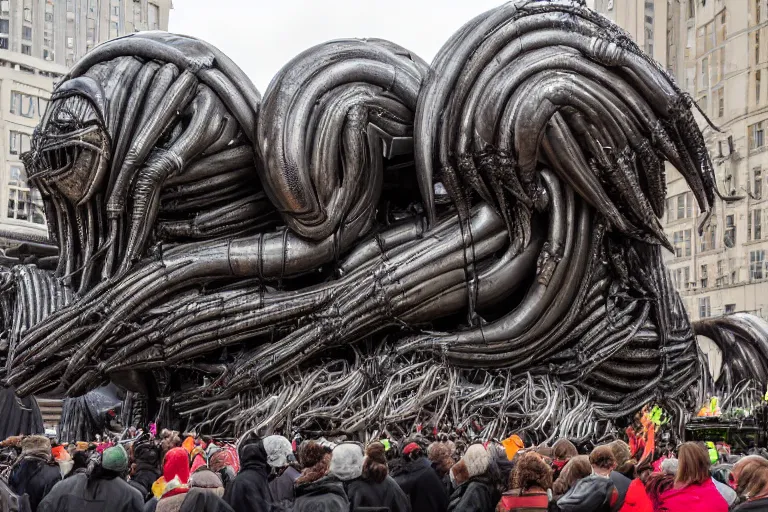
[1, 0, 767, 442]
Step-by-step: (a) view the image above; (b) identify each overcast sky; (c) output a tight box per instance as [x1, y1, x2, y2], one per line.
[168, 0, 508, 92]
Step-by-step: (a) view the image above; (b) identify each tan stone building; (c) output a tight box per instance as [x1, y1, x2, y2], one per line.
[594, 0, 768, 323]
[0, 0, 171, 247]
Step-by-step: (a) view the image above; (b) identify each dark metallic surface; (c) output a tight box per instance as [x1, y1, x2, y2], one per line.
[0, 1, 764, 440]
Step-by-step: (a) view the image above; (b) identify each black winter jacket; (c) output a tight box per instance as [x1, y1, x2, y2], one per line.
[223, 440, 273, 512]
[178, 488, 235, 512]
[8, 456, 62, 512]
[392, 458, 448, 512]
[36, 471, 144, 512]
[292, 476, 349, 512]
[447, 476, 500, 512]
[556, 475, 616, 512]
[129, 465, 162, 502]
[733, 497, 768, 511]
[268, 465, 300, 505]
[346, 475, 411, 512]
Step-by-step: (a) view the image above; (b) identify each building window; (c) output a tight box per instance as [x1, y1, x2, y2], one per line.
[700, 57, 709, 90]
[699, 297, 711, 318]
[700, 225, 716, 252]
[0, 37, 7, 49]
[725, 214, 736, 247]
[673, 230, 692, 258]
[757, 30, 762, 65]
[705, 20, 715, 53]
[725, 304, 736, 314]
[758, 0, 763, 24]
[110, 21, 119, 38]
[717, 10, 727, 44]
[717, 259, 725, 277]
[755, 167, 764, 199]
[688, 0, 695, 19]
[148, 3, 159, 30]
[9, 131, 31, 156]
[0, 1, 8, 16]
[667, 192, 694, 222]
[674, 267, 691, 289]
[759, 70, 763, 105]
[10, 91, 41, 118]
[22, 26, 32, 40]
[701, 264, 709, 288]
[756, 209, 763, 240]
[0, 19, 8, 34]
[23, 4, 32, 23]
[133, 1, 142, 26]
[86, 18, 96, 49]
[751, 250, 766, 281]
[717, 87, 725, 117]
[9, 186, 45, 224]
[21, 45, 31, 55]
[7, 165, 32, 222]
[750, 121, 766, 150]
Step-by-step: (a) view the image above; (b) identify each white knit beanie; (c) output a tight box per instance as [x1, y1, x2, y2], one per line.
[329, 443, 364, 481]
[462, 444, 491, 478]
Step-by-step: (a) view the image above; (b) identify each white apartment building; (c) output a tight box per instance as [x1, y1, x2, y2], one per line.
[595, 0, 768, 323]
[0, 0, 171, 248]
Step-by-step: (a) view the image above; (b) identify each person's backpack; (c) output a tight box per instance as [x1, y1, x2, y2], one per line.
[0, 478, 31, 512]
[556, 475, 617, 512]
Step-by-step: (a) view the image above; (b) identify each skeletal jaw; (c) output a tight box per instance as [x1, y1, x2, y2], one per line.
[24, 93, 111, 206]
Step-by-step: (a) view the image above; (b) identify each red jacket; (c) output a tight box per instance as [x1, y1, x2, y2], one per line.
[659, 479, 728, 512]
[619, 479, 652, 512]
[497, 490, 550, 511]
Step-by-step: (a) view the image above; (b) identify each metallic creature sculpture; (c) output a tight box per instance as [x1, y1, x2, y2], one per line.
[0, 0, 764, 441]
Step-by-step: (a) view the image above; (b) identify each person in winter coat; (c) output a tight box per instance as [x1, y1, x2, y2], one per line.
[732, 456, 768, 510]
[556, 446, 620, 512]
[223, 437, 273, 512]
[292, 442, 351, 512]
[346, 442, 411, 512]
[655, 442, 728, 512]
[8, 435, 62, 512]
[497, 452, 552, 512]
[130, 442, 162, 502]
[263, 435, 300, 505]
[190, 468, 227, 498]
[551, 440, 578, 481]
[661, 456, 737, 507]
[732, 455, 768, 489]
[617, 459, 652, 512]
[393, 441, 449, 512]
[428, 441, 456, 496]
[447, 444, 501, 512]
[178, 470, 234, 512]
[38, 444, 144, 512]
[551, 455, 590, 501]
[66, 451, 90, 479]
[208, 447, 237, 491]
[145, 446, 192, 512]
